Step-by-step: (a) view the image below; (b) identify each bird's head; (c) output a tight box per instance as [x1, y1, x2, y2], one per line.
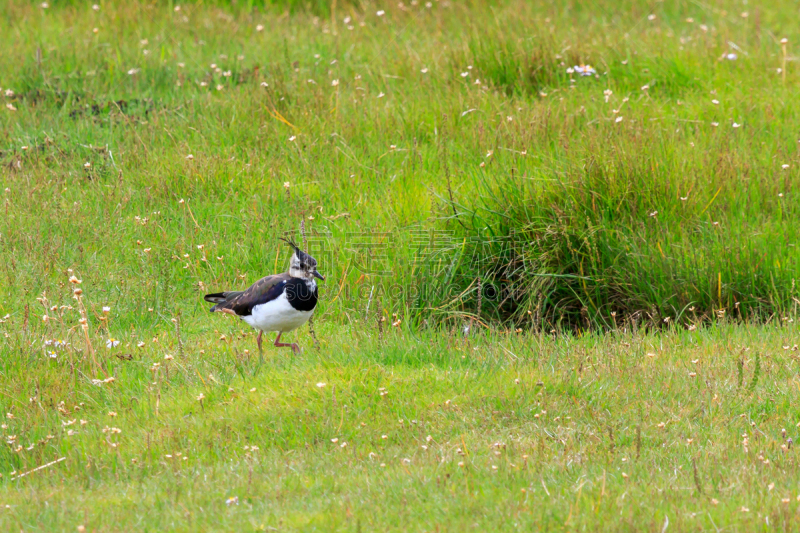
[281, 238, 325, 281]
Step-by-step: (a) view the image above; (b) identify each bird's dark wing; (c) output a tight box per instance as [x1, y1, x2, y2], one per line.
[205, 273, 291, 316]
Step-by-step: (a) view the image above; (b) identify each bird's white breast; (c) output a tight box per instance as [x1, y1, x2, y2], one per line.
[241, 292, 313, 333]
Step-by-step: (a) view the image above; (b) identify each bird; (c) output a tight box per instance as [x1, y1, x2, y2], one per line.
[203, 238, 324, 356]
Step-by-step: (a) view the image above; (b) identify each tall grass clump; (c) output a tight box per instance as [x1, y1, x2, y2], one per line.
[434, 124, 800, 329]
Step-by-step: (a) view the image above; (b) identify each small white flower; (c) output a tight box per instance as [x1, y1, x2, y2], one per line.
[316, 382, 326, 388]
[711, 99, 719, 105]
[288, 135, 296, 142]
[615, 116, 624, 123]
[256, 24, 264, 32]
[225, 496, 239, 506]
[106, 338, 120, 348]
[47, 351, 58, 359]
[726, 53, 737, 61]
[331, 79, 339, 86]
[782, 164, 790, 169]
[377, 10, 385, 16]
[127, 68, 140, 75]
[92, 4, 100, 10]
[460, 71, 469, 77]
[573, 64, 596, 76]
[102, 306, 111, 313]
[421, 68, 428, 74]
[732, 122, 741, 128]
[41, 2, 48, 8]
[648, 14, 656, 20]
[377, 92, 385, 98]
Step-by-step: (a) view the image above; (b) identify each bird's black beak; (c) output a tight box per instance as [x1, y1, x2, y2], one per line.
[312, 270, 325, 281]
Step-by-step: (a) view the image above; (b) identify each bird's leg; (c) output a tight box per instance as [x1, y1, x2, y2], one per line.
[274, 332, 301, 355]
[256, 330, 263, 359]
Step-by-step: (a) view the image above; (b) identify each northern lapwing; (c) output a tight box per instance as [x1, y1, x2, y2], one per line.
[204, 238, 323, 355]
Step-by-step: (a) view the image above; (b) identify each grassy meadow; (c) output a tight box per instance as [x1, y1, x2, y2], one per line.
[1, 0, 800, 530]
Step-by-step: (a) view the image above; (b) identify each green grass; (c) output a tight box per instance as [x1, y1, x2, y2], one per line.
[3, 323, 800, 530]
[2, 0, 798, 327]
[1, 0, 800, 529]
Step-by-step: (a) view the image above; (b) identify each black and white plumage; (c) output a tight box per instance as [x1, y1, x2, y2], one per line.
[204, 238, 323, 355]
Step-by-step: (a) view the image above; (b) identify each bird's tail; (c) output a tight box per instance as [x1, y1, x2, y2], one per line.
[204, 292, 228, 304]
[204, 291, 244, 312]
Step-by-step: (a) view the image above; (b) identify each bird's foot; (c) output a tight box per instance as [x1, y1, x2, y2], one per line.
[273, 332, 300, 354]
[274, 341, 301, 354]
